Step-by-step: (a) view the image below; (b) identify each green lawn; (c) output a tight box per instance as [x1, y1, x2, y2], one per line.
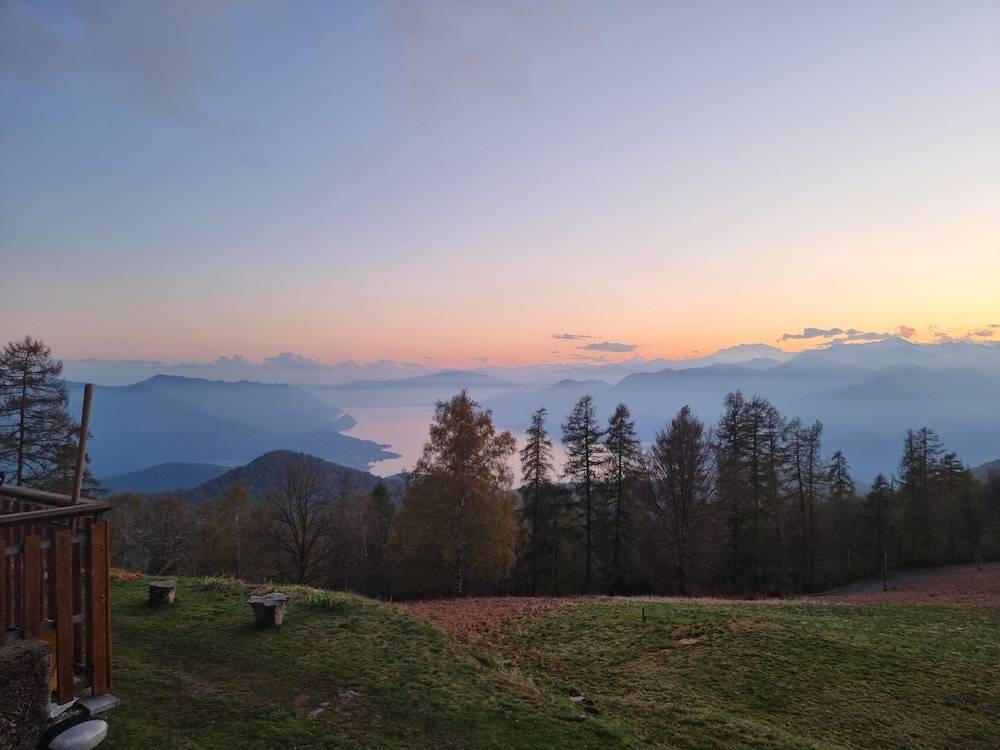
[502, 600, 1000, 749]
[103, 577, 627, 749]
[104, 577, 1000, 749]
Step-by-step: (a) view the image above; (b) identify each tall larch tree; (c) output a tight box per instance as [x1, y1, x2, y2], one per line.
[520, 407, 554, 595]
[602, 402, 642, 589]
[562, 394, 604, 592]
[898, 427, 943, 564]
[0, 336, 80, 489]
[788, 418, 824, 592]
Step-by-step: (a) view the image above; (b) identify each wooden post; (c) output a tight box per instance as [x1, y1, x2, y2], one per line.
[882, 549, 888, 592]
[22, 534, 42, 639]
[149, 580, 177, 605]
[72, 383, 94, 504]
[54, 530, 75, 703]
[88, 522, 110, 695]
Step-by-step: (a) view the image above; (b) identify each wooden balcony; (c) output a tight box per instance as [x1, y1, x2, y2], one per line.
[1, 384, 115, 705]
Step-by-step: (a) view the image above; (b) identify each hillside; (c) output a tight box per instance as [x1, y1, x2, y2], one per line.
[180, 450, 400, 504]
[103, 574, 1000, 749]
[100, 462, 230, 495]
[973, 459, 1000, 480]
[67, 377, 399, 476]
[105, 576, 624, 749]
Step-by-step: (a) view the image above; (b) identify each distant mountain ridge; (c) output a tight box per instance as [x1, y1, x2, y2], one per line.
[973, 459, 1000, 480]
[69, 376, 398, 477]
[101, 462, 230, 495]
[180, 450, 402, 504]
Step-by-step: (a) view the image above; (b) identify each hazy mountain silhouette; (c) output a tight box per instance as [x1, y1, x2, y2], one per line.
[180, 450, 402, 504]
[67, 377, 398, 477]
[101, 462, 230, 495]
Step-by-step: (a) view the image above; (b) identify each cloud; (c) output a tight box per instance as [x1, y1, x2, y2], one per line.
[841, 329, 893, 342]
[214, 355, 252, 367]
[553, 333, 592, 340]
[972, 329, 996, 338]
[782, 327, 844, 341]
[896, 325, 917, 339]
[0, 0, 243, 118]
[262, 352, 329, 369]
[578, 341, 638, 353]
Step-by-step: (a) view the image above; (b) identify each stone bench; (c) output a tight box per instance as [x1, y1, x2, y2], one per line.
[248, 593, 290, 627]
[148, 580, 176, 605]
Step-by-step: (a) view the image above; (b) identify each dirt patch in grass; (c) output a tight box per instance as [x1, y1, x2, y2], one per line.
[399, 597, 584, 646]
[823, 565, 1000, 606]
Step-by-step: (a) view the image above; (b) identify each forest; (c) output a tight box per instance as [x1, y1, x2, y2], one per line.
[3, 335, 999, 599]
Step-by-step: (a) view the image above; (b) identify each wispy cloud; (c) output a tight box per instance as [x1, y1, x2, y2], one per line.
[782, 327, 844, 341]
[578, 341, 637, 353]
[841, 329, 893, 341]
[896, 325, 917, 339]
[0, 0, 243, 119]
[553, 333, 592, 340]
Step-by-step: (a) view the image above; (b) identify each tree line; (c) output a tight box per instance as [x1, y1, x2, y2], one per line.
[3, 335, 999, 598]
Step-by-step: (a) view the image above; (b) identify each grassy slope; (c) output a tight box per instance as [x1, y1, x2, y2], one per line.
[104, 577, 626, 750]
[502, 600, 1000, 750]
[105, 578, 1000, 749]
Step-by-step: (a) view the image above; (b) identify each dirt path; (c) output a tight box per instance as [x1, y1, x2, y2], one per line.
[400, 567, 1000, 644]
[399, 597, 582, 645]
[819, 563, 1000, 606]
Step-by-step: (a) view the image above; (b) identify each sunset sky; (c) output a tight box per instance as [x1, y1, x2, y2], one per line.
[2, 1, 998, 367]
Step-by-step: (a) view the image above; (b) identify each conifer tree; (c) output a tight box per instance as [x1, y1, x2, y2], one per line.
[520, 407, 553, 595]
[0, 336, 80, 489]
[827, 450, 856, 503]
[562, 395, 604, 592]
[602, 402, 641, 589]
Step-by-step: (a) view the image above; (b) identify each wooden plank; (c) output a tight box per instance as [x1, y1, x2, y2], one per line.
[0, 545, 7, 630]
[73, 538, 84, 665]
[104, 521, 113, 690]
[88, 522, 110, 696]
[22, 534, 42, 639]
[54, 530, 75, 703]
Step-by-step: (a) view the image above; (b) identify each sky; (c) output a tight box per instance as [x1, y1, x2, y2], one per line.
[2, 0, 999, 368]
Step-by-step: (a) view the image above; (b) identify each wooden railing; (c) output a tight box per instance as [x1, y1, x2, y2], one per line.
[1, 484, 113, 703]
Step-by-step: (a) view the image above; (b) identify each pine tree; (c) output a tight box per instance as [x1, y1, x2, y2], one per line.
[788, 419, 824, 592]
[520, 407, 553, 595]
[827, 451, 856, 503]
[0, 336, 80, 489]
[898, 427, 943, 564]
[562, 395, 604, 592]
[865, 473, 895, 578]
[602, 402, 641, 590]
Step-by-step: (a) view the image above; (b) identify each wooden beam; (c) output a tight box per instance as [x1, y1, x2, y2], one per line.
[72, 384, 94, 504]
[54, 529, 75, 703]
[88, 522, 110, 695]
[0, 502, 113, 528]
[22, 534, 42, 639]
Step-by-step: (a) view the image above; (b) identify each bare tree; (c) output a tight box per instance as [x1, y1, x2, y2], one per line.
[261, 455, 336, 584]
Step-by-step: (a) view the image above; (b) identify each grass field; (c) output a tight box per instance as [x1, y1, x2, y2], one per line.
[103, 575, 1000, 749]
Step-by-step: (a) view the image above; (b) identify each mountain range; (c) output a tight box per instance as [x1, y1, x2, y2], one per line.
[69, 375, 398, 478]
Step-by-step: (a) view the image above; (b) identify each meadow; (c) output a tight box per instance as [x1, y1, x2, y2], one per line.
[102, 571, 1000, 749]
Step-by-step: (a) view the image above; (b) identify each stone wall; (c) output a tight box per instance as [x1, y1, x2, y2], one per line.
[0, 640, 50, 750]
